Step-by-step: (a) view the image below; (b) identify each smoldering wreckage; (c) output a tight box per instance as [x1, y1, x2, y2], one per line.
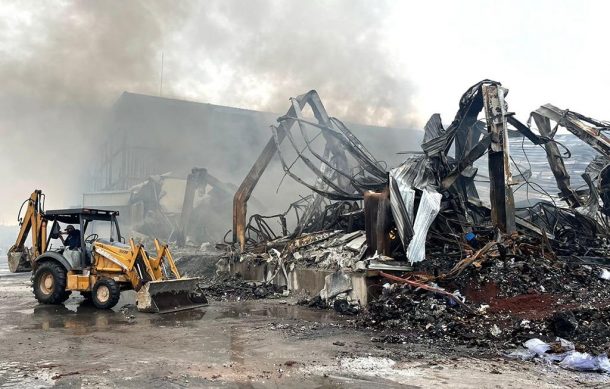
[12, 80, 610, 375]
[197, 80, 610, 374]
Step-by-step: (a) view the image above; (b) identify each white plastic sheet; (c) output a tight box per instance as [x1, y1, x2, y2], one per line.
[508, 338, 610, 373]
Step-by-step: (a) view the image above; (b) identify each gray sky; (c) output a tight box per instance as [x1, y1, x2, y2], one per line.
[0, 0, 607, 225]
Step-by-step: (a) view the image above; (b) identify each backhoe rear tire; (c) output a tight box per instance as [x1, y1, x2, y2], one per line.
[92, 279, 120, 310]
[32, 261, 69, 304]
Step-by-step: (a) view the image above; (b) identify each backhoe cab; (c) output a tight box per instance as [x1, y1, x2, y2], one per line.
[8, 190, 206, 313]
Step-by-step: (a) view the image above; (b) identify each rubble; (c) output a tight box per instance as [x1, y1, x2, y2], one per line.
[189, 81, 610, 372]
[362, 253, 610, 353]
[174, 243, 230, 280]
[172, 243, 288, 301]
[200, 274, 286, 302]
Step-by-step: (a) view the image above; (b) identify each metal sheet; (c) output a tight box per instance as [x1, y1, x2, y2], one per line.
[422, 113, 444, 144]
[388, 155, 435, 250]
[406, 189, 442, 264]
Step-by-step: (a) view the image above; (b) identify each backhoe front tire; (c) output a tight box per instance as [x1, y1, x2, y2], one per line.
[92, 279, 120, 310]
[33, 261, 69, 304]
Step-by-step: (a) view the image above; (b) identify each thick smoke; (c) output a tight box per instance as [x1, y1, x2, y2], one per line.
[169, 0, 415, 127]
[0, 0, 415, 226]
[0, 1, 191, 224]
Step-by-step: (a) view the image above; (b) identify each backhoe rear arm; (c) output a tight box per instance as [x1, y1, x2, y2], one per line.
[12, 190, 47, 257]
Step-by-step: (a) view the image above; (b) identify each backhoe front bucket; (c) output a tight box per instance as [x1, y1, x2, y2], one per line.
[135, 278, 207, 313]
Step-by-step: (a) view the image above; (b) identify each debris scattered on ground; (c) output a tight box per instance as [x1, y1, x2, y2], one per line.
[200, 274, 286, 302]
[221, 83, 610, 372]
[360, 234, 610, 353]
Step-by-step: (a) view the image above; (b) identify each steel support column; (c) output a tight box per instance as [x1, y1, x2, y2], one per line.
[483, 84, 516, 233]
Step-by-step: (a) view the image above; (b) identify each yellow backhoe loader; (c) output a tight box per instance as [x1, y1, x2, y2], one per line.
[7, 190, 207, 313]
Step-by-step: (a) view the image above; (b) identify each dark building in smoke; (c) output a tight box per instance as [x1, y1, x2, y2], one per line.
[87, 92, 421, 242]
[91, 92, 420, 192]
[92, 92, 271, 191]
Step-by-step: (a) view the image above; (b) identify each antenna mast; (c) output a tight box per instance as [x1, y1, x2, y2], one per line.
[159, 52, 164, 96]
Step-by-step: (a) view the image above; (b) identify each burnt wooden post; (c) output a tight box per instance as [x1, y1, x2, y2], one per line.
[483, 84, 516, 233]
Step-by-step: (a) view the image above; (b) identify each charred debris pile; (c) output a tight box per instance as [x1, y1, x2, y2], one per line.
[220, 81, 610, 360]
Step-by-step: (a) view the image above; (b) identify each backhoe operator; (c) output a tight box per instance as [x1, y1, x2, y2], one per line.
[59, 225, 81, 264]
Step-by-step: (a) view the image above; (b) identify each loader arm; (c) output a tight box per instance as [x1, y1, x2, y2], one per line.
[151, 239, 181, 279]
[124, 238, 182, 285]
[126, 238, 157, 289]
[129, 239, 206, 313]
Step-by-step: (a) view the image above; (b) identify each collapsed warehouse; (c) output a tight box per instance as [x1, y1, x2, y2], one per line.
[183, 80, 610, 373]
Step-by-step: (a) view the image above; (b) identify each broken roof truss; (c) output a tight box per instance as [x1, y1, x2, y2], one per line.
[233, 81, 610, 263]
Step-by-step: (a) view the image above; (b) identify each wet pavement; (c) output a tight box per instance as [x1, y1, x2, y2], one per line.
[1, 257, 609, 388]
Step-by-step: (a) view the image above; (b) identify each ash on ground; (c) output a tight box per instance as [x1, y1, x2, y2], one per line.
[359, 247, 610, 356]
[201, 274, 286, 302]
